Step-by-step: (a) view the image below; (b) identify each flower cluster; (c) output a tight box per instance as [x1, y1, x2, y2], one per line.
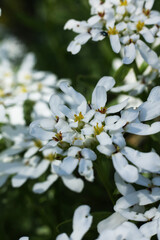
[65, 0, 160, 67]
[1, 2, 160, 239]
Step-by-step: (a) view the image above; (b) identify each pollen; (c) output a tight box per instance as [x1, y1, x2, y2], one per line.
[53, 131, 63, 142]
[21, 85, 28, 93]
[45, 153, 56, 162]
[38, 83, 43, 91]
[34, 140, 43, 148]
[108, 26, 119, 35]
[4, 72, 11, 77]
[120, 0, 128, 6]
[94, 123, 104, 135]
[96, 107, 107, 114]
[136, 21, 144, 32]
[143, 9, 150, 17]
[0, 89, 5, 97]
[24, 74, 32, 80]
[74, 112, 84, 122]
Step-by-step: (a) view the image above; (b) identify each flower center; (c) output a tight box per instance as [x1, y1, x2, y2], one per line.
[120, 0, 128, 6]
[108, 26, 119, 35]
[53, 132, 63, 142]
[136, 21, 144, 32]
[96, 107, 107, 114]
[74, 112, 84, 122]
[94, 123, 104, 135]
[34, 140, 43, 148]
[38, 83, 43, 91]
[0, 89, 5, 97]
[98, 12, 105, 18]
[143, 9, 150, 17]
[21, 85, 28, 93]
[45, 153, 56, 162]
[24, 74, 32, 80]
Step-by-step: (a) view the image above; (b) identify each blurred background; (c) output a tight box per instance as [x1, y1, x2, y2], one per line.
[0, 0, 160, 239]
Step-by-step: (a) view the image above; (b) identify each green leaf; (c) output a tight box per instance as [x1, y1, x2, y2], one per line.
[114, 64, 133, 86]
[23, 99, 35, 126]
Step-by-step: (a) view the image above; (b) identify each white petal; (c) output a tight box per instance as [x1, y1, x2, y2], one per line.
[33, 174, 58, 194]
[56, 233, 70, 240]
[78, 159, 94, 181]
[147, 86, 160, 102]
[98, 212, 126, 233]
[111, 133, 126, 149]
[109, 35, 121, 53]
[88, 15, 101, 25]
[126, 122, 160, 135]
[107, 99, 128, 114]
[12, 173, 28, 188]
[31, 160, 50, 179]
[75, 33, 91, 45]
[24, 146, 38, 159]
[67, 41, 81, 54]
[71, 205, 93, 240]
[140, 221, 158, 238]
[96, 76, 115, 91]
[137, 40, 160, 69]
[121, 108, 139, 122]
[121, 147, 160, 172]
[62, 175, 84, 192]
[96, 132, 112, 145]
[97, 144, 115, 156]
[112, 153, 138, 183]
[140, 28, 154, 43]
[29, 119, 54, 140]
[81, 148, 97, 160]
[91, 86, 107, 109]
[114, 172, 135, 196]
[56, 233, 69, 240]
[139, 101, 160, 121]
[49, 94, 64, 118]
[59, 157, 78, 175]
[123, 43, 136, 64]
[19, 237, 29, 240]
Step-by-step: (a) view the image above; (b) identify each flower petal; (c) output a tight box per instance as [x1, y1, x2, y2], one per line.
[112, 152, 138, 183]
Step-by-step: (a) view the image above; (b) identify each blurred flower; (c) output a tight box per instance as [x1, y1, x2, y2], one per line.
[65, 0, 160, 67]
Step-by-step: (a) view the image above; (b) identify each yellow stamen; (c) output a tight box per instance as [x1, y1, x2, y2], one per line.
[108, 26, 119, 35]
[24, 74, 32, 80]
[136, 21, 144, 32]
[34, 140, 43, 148]
[53, 132, 63, 142]
[21, 85, 27, 93]
[38, 83, 43, 91]
[45, 153, 56, 162]
[120, 0, 128, 6]
[4, 72, 11, 77]
[94, 123, 104, 136]
[0, 89, 5, 97]
[74, 112, 84, 122]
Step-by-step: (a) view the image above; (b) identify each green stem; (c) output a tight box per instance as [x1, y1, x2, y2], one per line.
[94, 160, 115, 205]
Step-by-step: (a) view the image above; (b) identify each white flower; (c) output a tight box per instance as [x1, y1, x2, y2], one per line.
[97, 211, 148, 240]
[57, 146, 97, 181]
[65, 0, 160, 66]
[56, 205, 93, 240]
